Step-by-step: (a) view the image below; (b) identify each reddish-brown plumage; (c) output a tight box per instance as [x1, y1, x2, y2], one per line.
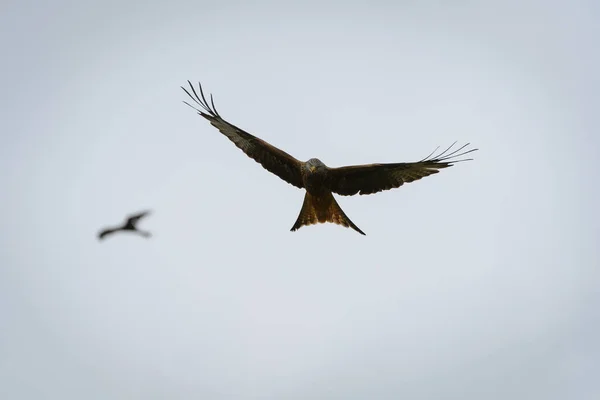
[182, 81, 477, 235]
[291, 192, 365, 235]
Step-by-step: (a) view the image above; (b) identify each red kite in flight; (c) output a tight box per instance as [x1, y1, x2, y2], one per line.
[182, 81, 477, 235]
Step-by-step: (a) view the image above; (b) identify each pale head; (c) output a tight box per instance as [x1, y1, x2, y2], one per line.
[305, 158, 327, 173]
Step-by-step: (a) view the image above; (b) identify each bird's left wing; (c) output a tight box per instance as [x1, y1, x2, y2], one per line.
[182, 81, 304, 189]
[327, 142, 477, 196]
[98, 228, 118, 239]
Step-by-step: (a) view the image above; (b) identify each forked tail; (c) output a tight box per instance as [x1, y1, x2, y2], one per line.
[291, 192, 365, 235]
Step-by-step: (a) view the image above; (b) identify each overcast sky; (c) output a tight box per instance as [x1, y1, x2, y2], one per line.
[1, 0, 599, 399]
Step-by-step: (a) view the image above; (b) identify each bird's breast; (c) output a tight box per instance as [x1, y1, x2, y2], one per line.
[303, 171, 328, 195]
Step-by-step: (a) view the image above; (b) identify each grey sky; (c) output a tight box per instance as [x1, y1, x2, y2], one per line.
[1, 0, 598, 399]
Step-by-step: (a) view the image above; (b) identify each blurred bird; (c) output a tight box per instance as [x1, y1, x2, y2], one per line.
[97, 210, 152, 240]
[182, 81, 478, 235]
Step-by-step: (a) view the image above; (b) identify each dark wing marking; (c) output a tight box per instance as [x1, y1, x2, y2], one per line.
[182, 81, 304, 189]
[126, 210, 151, 226]
[327, 142, 478, 196]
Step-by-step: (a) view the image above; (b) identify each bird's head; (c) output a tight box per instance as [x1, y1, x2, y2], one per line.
[306, 158, 326, 173]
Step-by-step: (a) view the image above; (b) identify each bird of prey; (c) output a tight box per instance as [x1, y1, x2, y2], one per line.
[182, 81, 477, 235]
[97, 210, 152, 240]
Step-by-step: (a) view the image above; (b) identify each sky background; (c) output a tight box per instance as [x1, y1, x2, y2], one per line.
[1, 0, 599, 399]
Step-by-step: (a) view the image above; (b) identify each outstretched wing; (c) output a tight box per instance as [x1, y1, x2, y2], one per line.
[126, 210, 151, 226]
[98, 228, 119, 240]
[182, 81, 304, 189]
[327, 142, 478, 196]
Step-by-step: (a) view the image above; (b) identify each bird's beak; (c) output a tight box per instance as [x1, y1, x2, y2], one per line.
[309, 165, 316, 172]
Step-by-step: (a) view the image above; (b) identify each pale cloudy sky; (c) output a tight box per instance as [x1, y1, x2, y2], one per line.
[1, 1, 599, 399]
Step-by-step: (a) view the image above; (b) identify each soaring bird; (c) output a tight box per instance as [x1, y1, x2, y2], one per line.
[97, 210, 152, 240]
[182, 81, 477, 235]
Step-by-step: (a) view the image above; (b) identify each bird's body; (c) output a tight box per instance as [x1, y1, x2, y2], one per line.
[302, 158, 329, 195]
[98, 211, 152, 240]
[182, 81, 477, 235]
[293, 158, 365, 233]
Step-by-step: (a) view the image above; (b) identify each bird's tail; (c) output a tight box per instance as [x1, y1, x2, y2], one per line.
[291, 192, 365, 235]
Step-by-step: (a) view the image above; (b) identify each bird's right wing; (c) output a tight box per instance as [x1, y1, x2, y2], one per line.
[327, 143, 477, 196]
[182, 81, 304, 189]
[126, 210, 151, 226]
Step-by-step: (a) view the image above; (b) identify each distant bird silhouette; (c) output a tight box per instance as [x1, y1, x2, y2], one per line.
[97, 210, 152, 240]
